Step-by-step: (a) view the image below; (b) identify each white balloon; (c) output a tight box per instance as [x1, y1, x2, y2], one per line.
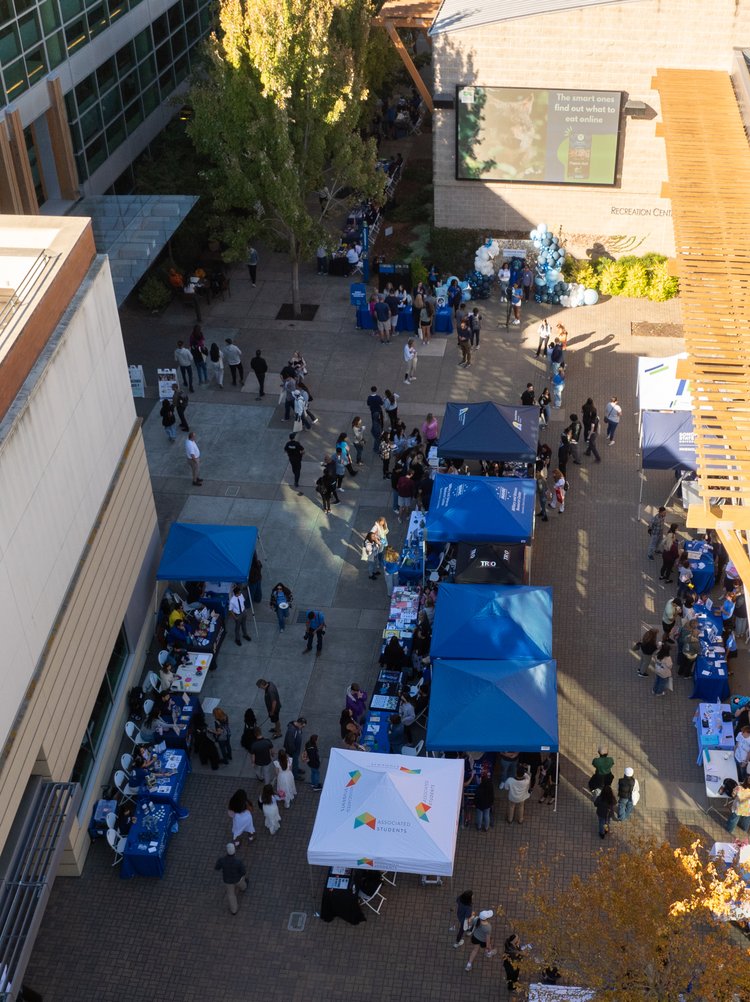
[488, 240, 500, 256]
[530, 229, 538, 240]
[560, 295, 570, 307]
[538, 223, 547, 233]
[583, 288, 599, 306]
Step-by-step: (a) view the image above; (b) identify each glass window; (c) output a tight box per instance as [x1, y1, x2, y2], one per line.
[197, 6, 210, 32]
[46, 30, 65, 68]
[74, 149, 86, 181]
[75, 74, 97, 113]
[25, 46, 46, 85]
[96, 55, 116, 92]
[120, 68, 138, 106]
[138, 53, 155, 87]
[18, 11, 41, 48]
[65, 17, 87, 53]
[0, 23, 20, 63]
[99, 85, 120, 120]
[155, 39, 171, 72]
[107, 0, 125, 23]
[59, 0, 84, 21]
[141, 82, 159, 116]
[185, 15, 200, 43]
[104, 628, 129, 695]
[152, 11, 168, 43]
[173, 52, 188, 84]
[105, 115, 126, 154]
[182, 0, 197, 18]
[87, 3, 108, 37]
[171, 25, 186, 57]
[128, 0, 145, 10]
[133, 26, 150, 60]
[0, 0, 12, 27]
[158, 66, 175, 97]
[112, 163, 134, 194]
[168, 3, 182, 32]
[68, 118, 83, 153]
[79, 102, 103, 142]
[64, 88, 77, 121]
[124, 99, 143, 136]
[3, 58, 28, 100]
[115, 39, 134, 73]
[85, 133, 106, 173]
[39, 0, 61, 32]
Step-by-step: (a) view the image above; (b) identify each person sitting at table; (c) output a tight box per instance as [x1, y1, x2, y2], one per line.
[158, 690, 179, 719]
[388, 714, 405, 754]
[228, 789, 255, 846]
[339, 708, 362, 743]
[258, 784, 282, 834]
[380, 635, 409, 671]
[345, 245, 360, 275]
[343, 732, 366, 752]
[139, 708, 182, 744]
[116, 801, 136, 835]
[399, 693, 417, 743]
[410, 619, 431, 673]
[732, 697, 750, 735]
[166, 617, 191, 649]
[158, 651, 177, 690]
[345, 683, 368, 726]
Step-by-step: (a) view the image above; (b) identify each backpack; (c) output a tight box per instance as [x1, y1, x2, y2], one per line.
[127, 686, 145, 722]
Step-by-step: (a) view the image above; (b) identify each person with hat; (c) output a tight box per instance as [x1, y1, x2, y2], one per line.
[616, 767, 640, 821]
[214, 842, 248, 915]
[269, 582, 293, 632]
[464, 909, 497, 972]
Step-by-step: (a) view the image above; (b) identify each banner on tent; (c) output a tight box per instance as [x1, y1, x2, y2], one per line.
[637, 354, 692, 412]
[455, 542, 525, 585]
[641, 410, 697, 471]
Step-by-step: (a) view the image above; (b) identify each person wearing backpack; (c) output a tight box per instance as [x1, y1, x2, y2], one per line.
[469, 307, 482, 348]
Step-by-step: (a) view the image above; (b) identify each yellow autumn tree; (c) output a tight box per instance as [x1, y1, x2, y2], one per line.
[518, 830, 750, 1001]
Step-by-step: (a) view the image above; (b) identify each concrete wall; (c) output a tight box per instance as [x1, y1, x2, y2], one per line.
[432, 0, 750, 254]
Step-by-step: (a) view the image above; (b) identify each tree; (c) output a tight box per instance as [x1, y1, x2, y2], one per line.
[517, 831, 750, 1001]
[187, 0, 383, 317]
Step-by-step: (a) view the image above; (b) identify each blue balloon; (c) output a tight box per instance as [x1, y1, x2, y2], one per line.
[534, 275, 546, 287]
[530, 229, 538, 240]
[534, 293, 542, 302]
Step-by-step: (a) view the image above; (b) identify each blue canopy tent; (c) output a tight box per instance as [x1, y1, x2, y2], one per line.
[437, 402, 539, 462]
[426, 658, 559, 753]
[641, 411, 696, 471]
[427, 474, 535, 544]
[156, 523, 260, 634]
[430, 584, 552, 661]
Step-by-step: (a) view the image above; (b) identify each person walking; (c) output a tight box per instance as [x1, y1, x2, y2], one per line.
[303, 609, 326, 656]
[185, 432, 202, 485]
[536, 318, 551, 358]
[549, 468, 565, 513]
[584, 412, 601, 462]
[214, 843, 247, 915]
[383, 389, 400, 430]
[256, 678, 282, 738]
[633, 626, 659, 677]
[250, 349, 268, 399]
[651, 641, 674, 696]
[246, 245, 258, 286]
[283, 717, 307, 780]
[595, 786, 617, 838]
[557, 432, 571, 478]
[538, 386, 551, 428]
[660, 524, 680, 582]
[283, 433, 304, 491]
[174, 340, 194, 392]
[227, 789, 256, 846]
[647, 506, 667, 560]
[190, 326, 208, 385]
[259, 784, 282, 834]
[269, 582, 293, 632]
[464, 909, 497, 972]
[536, 465, 549, 522]
[292, 389, 312, 431]
[566, 414, 583, 465]
[581, 397, 597, 440]
[469, 307, 482, 348]
[274, 749, 297, 807]
[160, 396, 177, 442]
[457, 323, 472, 367]
[305, 733, 322, 790]
[207, 342, 224, 388]
[404, 338, 418, 383]
[510, 282, 523, 325]
[373, 294, 392, 344]
[250, 727, 276, 786]
[223, 339, 244, 386]
[521, 383, 535, 406]
[552, 364, 566, 408]
[605, 396, 622, 444]
[587, 746, 614, 796]
[503, 764, 531, 824]
[229, 585, 251, 646]
[726, 777, 750, 834]
[453, 890, 474, 948]
[351, 417, 365, 465]
[362, 531, 380, 580]
[172, 383, 190, 432]
[615, 767, 639, 821]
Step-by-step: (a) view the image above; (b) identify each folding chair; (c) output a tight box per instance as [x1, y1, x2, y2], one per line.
[401, 739, 424, 757]
[121, 753, 133, 774]
[359, 882, 386, 915]
[381, 872, 397, 887]
[114, 770, 137, 804]
[144, 671, 162, 694]
[142, 698, 154, 717]
[106, 829, 127, 866]
[124, 720, 145, 748]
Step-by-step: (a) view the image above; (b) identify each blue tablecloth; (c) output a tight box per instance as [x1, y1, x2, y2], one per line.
[134, 750, 190, 812]
[121, 802, 176, 879]
[684, 540, 715, 594]
[362, 711, 392, 753]
[356, 306, 414, 332]
[434, 308, 453, 333]
[161, 694, 199, 751]
[691, 608, 730, 701]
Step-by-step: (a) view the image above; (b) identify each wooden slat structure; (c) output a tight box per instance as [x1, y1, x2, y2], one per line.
[372, 0, 439, 112]
[654, 68, 750, 580]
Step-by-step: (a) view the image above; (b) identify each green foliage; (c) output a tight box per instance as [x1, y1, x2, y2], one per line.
[562, 251, 679, 301]
[138, 275, 172, 311]
[410, 257, 428, 288]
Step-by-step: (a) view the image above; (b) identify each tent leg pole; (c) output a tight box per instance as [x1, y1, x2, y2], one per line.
[247, 594, 260, 639]
[553, 753, 560, 814]
[638, 470, 644, 523]
[310, 865, 320, 918]
[257, 533, 267, 561]
[662, 470, 687, 511]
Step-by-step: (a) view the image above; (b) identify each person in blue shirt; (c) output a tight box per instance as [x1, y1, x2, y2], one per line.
[303, 610, 326, 656]
[373, 294, 392, 344]
[388, 714, 405, 754]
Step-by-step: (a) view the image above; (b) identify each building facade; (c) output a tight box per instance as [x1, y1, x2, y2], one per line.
[0, 214, 159, 879]
[430, 0, 750, 255]
[0, 0, 212, 213]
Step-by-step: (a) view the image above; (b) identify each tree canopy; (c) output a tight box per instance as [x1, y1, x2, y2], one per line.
[187, 0, 383, 312]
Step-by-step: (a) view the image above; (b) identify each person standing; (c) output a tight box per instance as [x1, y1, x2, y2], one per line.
[536, 465, 549, 522]
[521, 383, 535, 406]
[549, 339, 564, 375]
[469, 307, 482, 348]
[595, 786, 617, 838]
[367, 386, 384, 427]
[269, 582, 293, 632]
[172, 383, 189, 432]
[566, 414, 583, 465]
[185, 431, 202, 486]
[223, 339, 244, 387]
[474, 776, 494, 831]
[303, 609, 326, 657]
[190, 326, 208, 385]
[498, 262, 510, 300]
[284, 433, 304, 491]
[557, 432, 571, 478]
[647, 506, 667, 560]
[584, 413, 601, 462]
[605, 396, 622, 444]
[538, 386, 551, 428]
[250, 349, 268, 398]
[549, 468, 565, 513]
[616, 767, 639, 821]
[651, 642, 673, 696]
[522, 262, 534, 301]
[229, 585, 251, 646]
[248, 553, 262, 603]
[160, 396, 177, 442]
[503, 933, 523, 992]
[659, 524, 680, 582]
[283, 717, 307, 780]
[552, 364, 566, 409]
[351, 417, 366, 465]
[503, 764, 531, 824]
[536, 318, 551, 358]
[250, 727, 276, 785]
[214, 843, 247, 915]
[457, 323, 472, 368]
[174, 340, 194, 392]
[404, 338, 418, 383]
[464, 910, 497, 972]
[246, 245, 258, 286]
[256, 678, 282, 738]
[510, 282, 523, 325]
[305, 734, 322, 790]
[373, 294, 392, 344]
[453, 890, 474, 948]
[383, 390, 400, 430]
[588, 746, 614, 795]
[207, 342, 224, 388]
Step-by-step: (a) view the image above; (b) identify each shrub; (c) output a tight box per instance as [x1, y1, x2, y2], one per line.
[620, 257, 650, 298]
[597, 258, 627, 296]
[410, 256, 428, 289]
[138, 275, 172, 312]
[562, 257, 598, 289]
[644, 256, 680, 301]
[563, 251, 679, 300]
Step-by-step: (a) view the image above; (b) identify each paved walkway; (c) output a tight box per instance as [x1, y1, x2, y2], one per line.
[25, 241, 749, 1000]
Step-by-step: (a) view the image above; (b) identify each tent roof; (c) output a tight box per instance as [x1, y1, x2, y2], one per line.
[427, 474, 534, 543]
[431, 584, 552, 661]
[438, 402, 539, 462]
[426, 658, 558, 752]
[428, 0, 637, 35]
[307, 749, 463, 875]
[636, 353, 692, 412]
[156, 523, 258, 582]
[641, 411, 696, 471]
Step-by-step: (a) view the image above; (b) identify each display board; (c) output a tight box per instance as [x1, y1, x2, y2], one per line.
[456, 86, 622, 185]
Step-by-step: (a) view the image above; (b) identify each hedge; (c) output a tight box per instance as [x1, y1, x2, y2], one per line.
[562, 253, 679, 302]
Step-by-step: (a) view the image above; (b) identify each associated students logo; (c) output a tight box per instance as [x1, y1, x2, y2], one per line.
[415, 802, 431, 821]
[354, 812, 377, 830]
[346, 770, 362, 787]
[400, 767, 422, 774]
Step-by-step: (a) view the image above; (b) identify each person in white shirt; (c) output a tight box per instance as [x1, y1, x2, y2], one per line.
[185, 432, 202, 485]
[503, 764, 531, 823]
[174, 340, 194, 392]
[498, 264, 511, 299]
[229, 585, 251, 646]
[345, 246, 360, 274]
[222, 338, 244, 387]
[605, 396, 622, 444]
[403, 338, 418, 384]
[536, 318, 551, 358]
[735, 725, 750, 781]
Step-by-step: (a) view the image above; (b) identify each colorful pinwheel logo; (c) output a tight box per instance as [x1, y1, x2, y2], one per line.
[400, 767, 422, 774]
[415, 802, 431, 822]
[354, 812, 377, 830]
[346, 770, 362, 787]
[357, 858, 374, 867]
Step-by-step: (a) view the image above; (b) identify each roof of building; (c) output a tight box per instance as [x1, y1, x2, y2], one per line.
[429, 0, 639, 35]
[374, 0, 439, 25]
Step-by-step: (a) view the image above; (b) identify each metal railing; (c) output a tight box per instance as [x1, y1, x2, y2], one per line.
[0, 252, 60, 351]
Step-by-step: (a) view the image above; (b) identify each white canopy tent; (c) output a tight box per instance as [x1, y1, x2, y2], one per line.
[636, 352, 692, 413]
[307, 749, 463, 876]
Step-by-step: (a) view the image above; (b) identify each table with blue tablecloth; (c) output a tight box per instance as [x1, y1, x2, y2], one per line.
[691, 606, 730, 701]
[121, 801, 176, 879]
[133, 749, 190, 814]
[434, 307, 453, 333]
[355, 306, 414, 332]
[684, 539, 715, 594]
[161, 694, 200, 751]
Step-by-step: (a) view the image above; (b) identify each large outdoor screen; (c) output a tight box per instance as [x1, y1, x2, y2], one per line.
[456, 86, 622, 185]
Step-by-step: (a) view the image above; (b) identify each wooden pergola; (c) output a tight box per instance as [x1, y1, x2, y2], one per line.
[372, 0, 439, 113]
[654, 67, 750, 582]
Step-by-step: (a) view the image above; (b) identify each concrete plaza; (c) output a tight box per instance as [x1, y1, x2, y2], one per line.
[25, 240, 747, 1001]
